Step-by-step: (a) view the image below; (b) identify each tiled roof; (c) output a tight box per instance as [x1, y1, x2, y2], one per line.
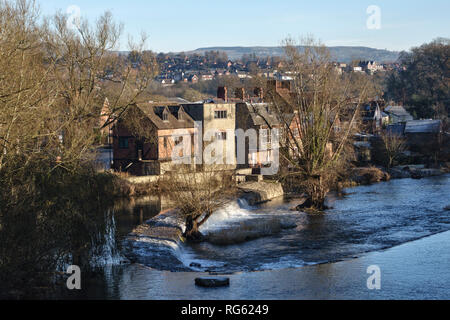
[245, 103, 281, 127]
[384, 105, 413, 117]
[136, 103, 195, 129]
[405, 120, 442, 133]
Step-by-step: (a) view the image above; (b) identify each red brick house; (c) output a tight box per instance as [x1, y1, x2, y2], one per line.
[112, 103, 196, 175]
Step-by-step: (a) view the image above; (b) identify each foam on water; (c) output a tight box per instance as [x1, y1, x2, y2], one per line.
[256, 256, 308, 271]
[200, 199, 257, 232]
[173, 245, 227, 271]
[126, 199, 263, 271]
[106, 175, 450, 274]
[256, 256, 320, 271]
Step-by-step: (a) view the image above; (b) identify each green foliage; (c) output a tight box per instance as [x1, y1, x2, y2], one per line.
[386, 38, 450, 120]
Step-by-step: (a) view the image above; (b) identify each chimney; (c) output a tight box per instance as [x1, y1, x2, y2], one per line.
[217, 86, 228, 102]
[280, 80, 291, 91]
[254, 87, 264, 100]
[267, 79, 277, 91]
[235, 87, 245, 101]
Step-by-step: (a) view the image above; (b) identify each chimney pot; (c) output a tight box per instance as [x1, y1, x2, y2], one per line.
[235, 87, 245, 101]
[217, 86, 228, 102]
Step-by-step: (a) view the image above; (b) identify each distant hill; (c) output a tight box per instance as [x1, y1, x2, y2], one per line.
[189, 46, 400, 63]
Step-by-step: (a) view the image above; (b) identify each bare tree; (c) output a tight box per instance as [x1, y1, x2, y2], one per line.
[160, 166, 236, 241]
[380, 131, 407, 168]
[262, 37, 378, 209]
[41, 10, 158, 169]
[0, 0, 157, 297]
[0, 0, 158, 173]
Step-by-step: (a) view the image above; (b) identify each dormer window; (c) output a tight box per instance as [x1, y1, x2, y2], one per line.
[162, 110, 168, 121]
[178, 110, 184, 121]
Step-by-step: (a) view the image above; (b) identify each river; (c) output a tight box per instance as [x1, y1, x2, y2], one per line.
[65, 174, 450, 299]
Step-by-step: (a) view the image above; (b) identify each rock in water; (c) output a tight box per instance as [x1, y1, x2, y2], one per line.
[190, 262, 202, 268]
[195, 277, 230, 288]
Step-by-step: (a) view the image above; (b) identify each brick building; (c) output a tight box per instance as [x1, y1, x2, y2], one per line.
[112, 103, 196, 175]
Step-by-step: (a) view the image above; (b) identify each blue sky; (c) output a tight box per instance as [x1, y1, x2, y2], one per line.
[39, 0, 449, 53]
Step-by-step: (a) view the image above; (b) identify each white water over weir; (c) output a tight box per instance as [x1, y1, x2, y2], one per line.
[121, 175, 450, 273]
[200, 199, 256, 232]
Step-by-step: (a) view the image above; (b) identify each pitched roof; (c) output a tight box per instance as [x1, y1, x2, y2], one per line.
[135, 103, 195, 129]
[181, 103, 205, 121]
[244, 103, 281, 127]
[405, 120, 442, 134]
[181, 100, 234, 121]
[384, 105, 413, 118]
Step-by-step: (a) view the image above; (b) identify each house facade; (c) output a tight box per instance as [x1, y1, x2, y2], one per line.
[235, 102, 282, 169]
[182, 97, 237, 169]
[112, 103, 196, 175]
[404, 119, 443, 154]
[111, 82, 304, 176]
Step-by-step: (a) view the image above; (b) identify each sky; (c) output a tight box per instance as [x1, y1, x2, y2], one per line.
[39, 0, 450, 53]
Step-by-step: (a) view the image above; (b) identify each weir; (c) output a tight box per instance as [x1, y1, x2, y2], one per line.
[121, 174, 450, 273]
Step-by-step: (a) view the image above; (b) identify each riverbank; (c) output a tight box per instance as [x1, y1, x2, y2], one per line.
[114, 162, 450, 200]
[53, 173, 450, 299]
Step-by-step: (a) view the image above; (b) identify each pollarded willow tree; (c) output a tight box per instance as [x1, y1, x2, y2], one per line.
[160, 166, 236, 241]
[262, 37, 380, 209]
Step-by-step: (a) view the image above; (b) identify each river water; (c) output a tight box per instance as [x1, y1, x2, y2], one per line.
[66, 174, 450, 299]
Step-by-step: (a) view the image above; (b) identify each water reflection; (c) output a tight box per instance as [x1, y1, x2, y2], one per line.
[68, 175, 450, 299]
[77, 230, 450, 299]
[123, 175, 450, 273]
[112, 196, 163, 237]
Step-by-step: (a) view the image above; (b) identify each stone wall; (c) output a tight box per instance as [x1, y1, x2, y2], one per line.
[238, 181, 284, 205]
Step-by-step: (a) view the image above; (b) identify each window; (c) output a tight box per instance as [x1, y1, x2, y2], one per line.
[119, 137, 129, 149]
[215, 132, 227, 140]
[214, 110, 227, 119]
[267, 150, 272, 162]
[250, 152, 257, 166]
[261, 129, 271, 143]
[174, 136, 183, 145]
[162, 111, 168, 121]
